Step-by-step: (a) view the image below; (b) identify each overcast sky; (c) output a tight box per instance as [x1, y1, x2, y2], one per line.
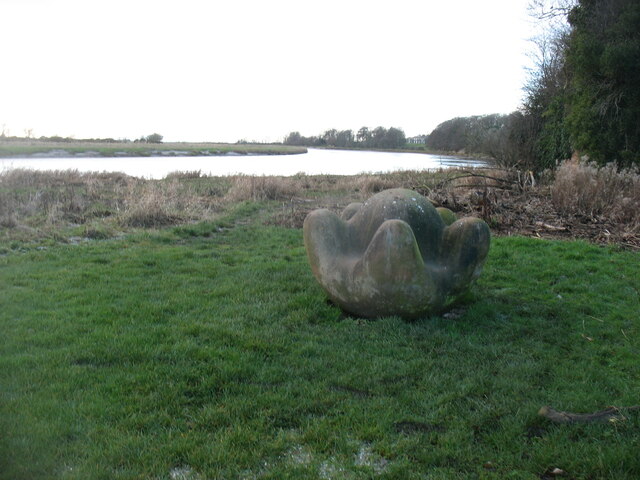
[1, 0, 537, 143]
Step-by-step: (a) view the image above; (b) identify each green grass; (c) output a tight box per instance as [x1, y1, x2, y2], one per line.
[1, 219, 639, 479]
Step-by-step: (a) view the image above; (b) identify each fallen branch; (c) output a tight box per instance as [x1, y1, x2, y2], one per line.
[539, 405, 640, 424]
[535, 221, 568, 232]
[444, 173, 514, 187]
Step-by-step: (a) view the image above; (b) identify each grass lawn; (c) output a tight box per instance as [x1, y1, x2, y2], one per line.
[1, 212, 639, 479]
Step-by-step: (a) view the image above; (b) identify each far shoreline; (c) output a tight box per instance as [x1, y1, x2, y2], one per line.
[0, 139, 493, 163]
[0, 140, 308, 159]
[313, 145, 494, 162]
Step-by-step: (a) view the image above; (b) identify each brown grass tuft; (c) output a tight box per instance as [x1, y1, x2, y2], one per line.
[347, 175, 399, 195]
[0, 168, 221, 237]
[164, 170, 205, 180]
[225, 175, 301, 202]
[0, 168, 130, 227]
[119, 179, 217, 228]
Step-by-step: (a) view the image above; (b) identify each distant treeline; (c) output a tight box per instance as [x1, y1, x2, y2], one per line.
[284, 126, 407, 150]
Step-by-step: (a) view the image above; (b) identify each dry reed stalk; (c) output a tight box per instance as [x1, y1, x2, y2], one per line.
[225, 175, 301, 202]
[551, 161, 640, 226]
[164, 170, 205, 180]
[119, 178, 219, 228]
[348, 175, 399, 195]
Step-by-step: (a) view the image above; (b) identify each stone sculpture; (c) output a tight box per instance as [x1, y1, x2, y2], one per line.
[303, 188, 490, 319]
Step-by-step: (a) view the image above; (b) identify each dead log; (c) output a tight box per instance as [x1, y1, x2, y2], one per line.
[534, 221, 568, 232]
[539, 405, 640, 424]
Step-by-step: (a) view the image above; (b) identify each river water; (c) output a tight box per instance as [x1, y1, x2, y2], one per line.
[0, 148, 485, 179]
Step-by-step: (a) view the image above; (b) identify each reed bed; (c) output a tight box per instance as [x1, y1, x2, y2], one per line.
[2, 164, 639, 248]
[0, 169, 222, 240]
[551, 160, 640, 228]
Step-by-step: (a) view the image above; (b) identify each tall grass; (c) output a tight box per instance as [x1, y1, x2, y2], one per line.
[0, 167, 484, 238]
[0, 169, 127, 228]
[551, 161, 640, 228]
[0, 169, 222, 238]
[226, 175, 301, 202]
[3, 164, 640, 248]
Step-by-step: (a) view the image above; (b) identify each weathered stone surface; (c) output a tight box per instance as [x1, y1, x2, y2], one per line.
[436, 207, 457, 226]
[303, 188, 490, 319]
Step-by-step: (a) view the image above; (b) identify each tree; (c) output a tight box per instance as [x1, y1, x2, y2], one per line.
[426, 115, 514, 159]
[382, 127, 406, 149]
[321, 129, 338, 146]
[475, 0, 575, 171]
[439, 0, 640, 171]
[425, 118, 468, 152]
[370, 127, 387, 148]
[514, 0, 640, 168]
[528, 0, 576, 20]
[144, 133, 163, 143]
[284, 131, 303, 146]
[565, 0, 640, 166]
[335, 130, 354, 148]
[357, 126, 371, 146]
[521, 22, 573, 170]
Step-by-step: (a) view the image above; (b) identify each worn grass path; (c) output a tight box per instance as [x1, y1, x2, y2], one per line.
[1, 217, 639, 479]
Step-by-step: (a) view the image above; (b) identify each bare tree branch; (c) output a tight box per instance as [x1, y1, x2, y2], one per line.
[539, 405, 640, 424]
[528, 0, 576, 20]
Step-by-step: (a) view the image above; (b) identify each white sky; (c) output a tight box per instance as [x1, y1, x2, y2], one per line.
[0, 0, 536, 143]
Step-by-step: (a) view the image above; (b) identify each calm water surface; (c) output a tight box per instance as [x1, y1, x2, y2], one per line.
[0, 148, 485, 179]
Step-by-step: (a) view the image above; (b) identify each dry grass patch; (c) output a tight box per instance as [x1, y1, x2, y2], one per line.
[120, 180, 183, 228]
[552, 161, 640, 228]
[0, 169, 222, 241]
[164, 170, 206, 180]
[341, 175, 400, 195]
[225, 175, 301, 202]
[5, 164, 640, 249]
[119, 178, 221, 228]
[0, 169, 132, 228]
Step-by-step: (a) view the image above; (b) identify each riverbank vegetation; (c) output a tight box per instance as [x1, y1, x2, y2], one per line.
[2, 161, 639, 250]
[0, 139, 306, 158]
